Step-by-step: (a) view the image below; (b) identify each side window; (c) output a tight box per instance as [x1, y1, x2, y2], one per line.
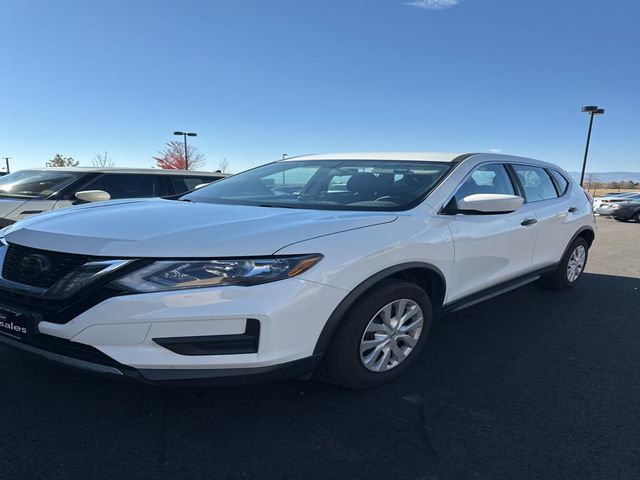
[262, 167, 318, 194]
[83, 174, 161, 199]
[549, 169, 569, 195]
[512, 165, 558, 202]
[453, 164, 515, 204]
[327, 174, 353, 192]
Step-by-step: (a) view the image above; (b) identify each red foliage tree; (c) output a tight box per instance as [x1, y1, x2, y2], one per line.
[153, 141, 206, 170]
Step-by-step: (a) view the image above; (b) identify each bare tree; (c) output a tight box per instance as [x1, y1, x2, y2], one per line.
[153, 141, 206, 170]
[585, 173, 595, 194]
[93, 151, 114, 168]
[218, 157, 230, 173]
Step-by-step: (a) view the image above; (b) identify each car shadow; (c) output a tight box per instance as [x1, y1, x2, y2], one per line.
[1, 273, 639, 479]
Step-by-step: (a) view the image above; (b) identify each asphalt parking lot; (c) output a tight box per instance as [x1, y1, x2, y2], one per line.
[1, 216, 638, 480]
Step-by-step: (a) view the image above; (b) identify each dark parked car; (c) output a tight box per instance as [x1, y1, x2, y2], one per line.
[598, 200, 640, 222]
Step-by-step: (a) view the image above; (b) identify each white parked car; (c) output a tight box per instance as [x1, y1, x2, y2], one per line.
[0, 167, 228, 227]
[0, 153, 595, 388]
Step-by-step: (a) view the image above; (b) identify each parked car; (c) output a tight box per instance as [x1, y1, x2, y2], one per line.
[593, 192, 640, 210]
[0, 168, 227, 227]
[0, 153, 595, 388]
[598, 200, 640, 222]
[604, 192, 635, 196]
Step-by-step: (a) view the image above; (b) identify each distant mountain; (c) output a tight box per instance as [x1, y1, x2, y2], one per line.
[568, 172, 640, 183]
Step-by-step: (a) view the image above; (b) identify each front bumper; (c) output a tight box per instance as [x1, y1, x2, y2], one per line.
[0, 278, 347, 384]
[595, 206, 616, 216]
[0, 333, 322, 385]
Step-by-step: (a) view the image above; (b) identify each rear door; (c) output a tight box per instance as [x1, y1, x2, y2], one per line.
[445, 163, 539, 302]
[510, 164, 579, 267]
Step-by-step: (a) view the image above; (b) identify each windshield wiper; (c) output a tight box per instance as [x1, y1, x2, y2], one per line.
[258, 203, 298, 209]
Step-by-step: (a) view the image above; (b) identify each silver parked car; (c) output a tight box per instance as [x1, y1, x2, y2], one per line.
[0, 167, 228, 227]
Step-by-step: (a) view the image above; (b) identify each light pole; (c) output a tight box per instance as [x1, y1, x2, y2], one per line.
[173, 131, 197, 170]
[579, 106, 605, 187]
[1, 157, 10, 174]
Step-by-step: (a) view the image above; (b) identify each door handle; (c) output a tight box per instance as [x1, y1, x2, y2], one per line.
[521, 218, 537, 226]
[568, 207, 578, 213]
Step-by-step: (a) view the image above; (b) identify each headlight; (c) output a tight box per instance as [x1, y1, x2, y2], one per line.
[110, 254, 323, 293]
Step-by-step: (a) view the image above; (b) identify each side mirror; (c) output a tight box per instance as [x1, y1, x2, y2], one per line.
[75, 190, 111, 203]
[455, 194, 524, 214]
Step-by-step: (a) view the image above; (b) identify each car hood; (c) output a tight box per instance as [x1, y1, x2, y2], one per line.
[3, 199, 397, 257]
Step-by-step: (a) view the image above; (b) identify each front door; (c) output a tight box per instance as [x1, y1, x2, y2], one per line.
[445, 163, 538, 302]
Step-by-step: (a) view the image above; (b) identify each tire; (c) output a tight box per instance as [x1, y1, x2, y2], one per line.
[316, 279, 432, 389]
[633, 212, 640, 223]
[537, 237, 589, 290]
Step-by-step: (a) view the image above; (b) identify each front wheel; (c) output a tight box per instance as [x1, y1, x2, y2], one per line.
[316, 280, 433, 388]
[537, 237, 589, 290]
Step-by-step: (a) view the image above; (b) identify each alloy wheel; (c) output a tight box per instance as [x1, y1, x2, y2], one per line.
[359, 299, 424, 372]
[566, 245, 586, 283]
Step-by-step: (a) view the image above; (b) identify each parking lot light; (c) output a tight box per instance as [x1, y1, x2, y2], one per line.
[173, 131, 197, 170]
[580, 106, 605, 187]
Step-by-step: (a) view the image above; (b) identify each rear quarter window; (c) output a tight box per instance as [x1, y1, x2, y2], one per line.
[549, 169, 570, 195]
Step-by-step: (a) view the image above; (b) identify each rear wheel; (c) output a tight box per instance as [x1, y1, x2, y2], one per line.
[537, 237, 589, 290]
[316, 280, 432, 388]
[633, 212, 640, 223]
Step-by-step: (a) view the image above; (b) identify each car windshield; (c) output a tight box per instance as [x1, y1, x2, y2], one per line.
[0, 170, 83, 199]
[183, 160, 451, 210]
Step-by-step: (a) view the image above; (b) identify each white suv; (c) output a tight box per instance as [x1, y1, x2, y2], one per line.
[0, 153, 595, 388]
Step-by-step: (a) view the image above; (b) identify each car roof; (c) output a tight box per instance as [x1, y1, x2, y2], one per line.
[599, 192, 640, 198]
[286, 152, 466, 162]
[284, 152, 556, 167]
[23, 167, 229, 176]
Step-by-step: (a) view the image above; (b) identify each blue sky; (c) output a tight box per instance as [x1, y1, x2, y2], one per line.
[1, 0, 638, 173]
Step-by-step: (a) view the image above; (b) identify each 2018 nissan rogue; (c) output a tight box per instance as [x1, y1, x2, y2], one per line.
[0, 153, 596, 388]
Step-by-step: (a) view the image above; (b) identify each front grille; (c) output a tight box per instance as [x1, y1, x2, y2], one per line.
[0, 244, 142, 325]
[2, 244, 97, 289]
